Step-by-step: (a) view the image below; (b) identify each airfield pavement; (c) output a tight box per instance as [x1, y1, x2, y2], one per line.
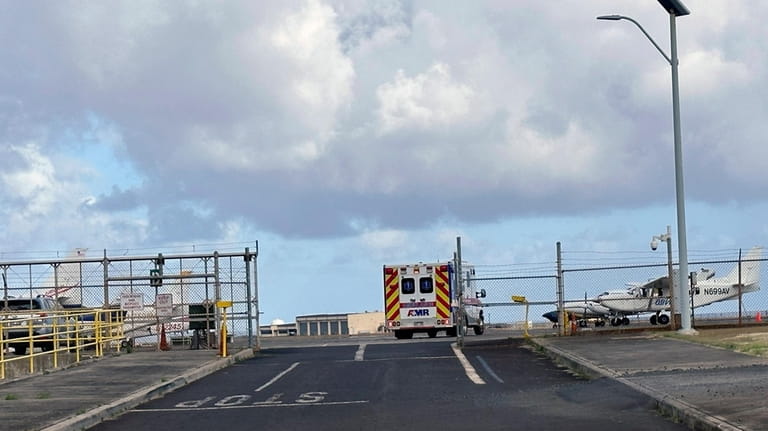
[1, 331, 767, 431]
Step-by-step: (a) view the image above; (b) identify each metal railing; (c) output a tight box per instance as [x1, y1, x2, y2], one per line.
[0, 308, 125, 379]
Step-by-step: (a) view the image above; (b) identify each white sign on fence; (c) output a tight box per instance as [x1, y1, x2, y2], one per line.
[121, 292, 144, 311]
[156, 293, 173, 317]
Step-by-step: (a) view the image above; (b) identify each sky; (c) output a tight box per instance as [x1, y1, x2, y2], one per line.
[1, 0, 767, 324]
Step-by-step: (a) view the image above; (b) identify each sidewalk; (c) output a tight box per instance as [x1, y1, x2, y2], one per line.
[0, 345, 255, 431]
[530, 333, 768, 431]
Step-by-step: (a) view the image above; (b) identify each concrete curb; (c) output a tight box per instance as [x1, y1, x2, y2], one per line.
[40, 348, 255, 431]
[527, 337, 745, 431]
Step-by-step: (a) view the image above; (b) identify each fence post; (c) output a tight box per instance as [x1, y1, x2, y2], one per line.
[102, 249, 109, 307]
[214, 251, 221, 340]
[455, 237, 464, 348]
[556, 242, 564, 336]
[253, 241, 260, 350]
[738, 248, 743, 326]
[244, 247, 253, 349]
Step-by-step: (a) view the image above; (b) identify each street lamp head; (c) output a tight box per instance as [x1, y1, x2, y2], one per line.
[651, 239, 659, 251]
[596, 15, 623, 21]
[657, 0, 690, 17]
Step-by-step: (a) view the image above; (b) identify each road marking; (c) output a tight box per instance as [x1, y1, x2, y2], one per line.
[341, 355, 455, 363]
[476, 355, 504, 383]
[135, 400, 370, 412]
[255, 362, 300, 392]
[354, 344, 366, 361]
[451, 342, 485, 384]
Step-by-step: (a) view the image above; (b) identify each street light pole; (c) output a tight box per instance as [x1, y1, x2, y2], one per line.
[597, 0, 695, 334]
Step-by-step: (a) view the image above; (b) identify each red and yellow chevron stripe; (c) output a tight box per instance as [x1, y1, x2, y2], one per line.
[435, 266, 451, 318]
[384, 268, 400, 321]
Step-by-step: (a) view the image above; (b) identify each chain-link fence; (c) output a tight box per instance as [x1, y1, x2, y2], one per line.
[470, 248, 768, 330]
[1, 249, 258, 348]
[471, 275, 557, 329]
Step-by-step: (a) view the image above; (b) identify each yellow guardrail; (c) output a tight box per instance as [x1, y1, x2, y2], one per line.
[0, 308, 126, 379]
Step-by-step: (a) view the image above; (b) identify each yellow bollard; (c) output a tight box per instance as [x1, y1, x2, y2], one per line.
[216, 301, 232, 357]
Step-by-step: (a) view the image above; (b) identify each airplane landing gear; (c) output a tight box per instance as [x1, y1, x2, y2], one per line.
[610, 317, 631, 326]
[649, 313, 670, 325]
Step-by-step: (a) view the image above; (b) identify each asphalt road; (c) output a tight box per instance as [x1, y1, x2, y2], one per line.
[89, 337, 688, 431]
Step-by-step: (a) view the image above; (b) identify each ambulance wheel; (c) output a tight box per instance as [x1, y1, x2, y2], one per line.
[658, 314, 670, 325]
[427, 329, 438, 338]
[394, 330, 412, 340]
[446, 327, 457, 337]
[473, 318, 485, 335]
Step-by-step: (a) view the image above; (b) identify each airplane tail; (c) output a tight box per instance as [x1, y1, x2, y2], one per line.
[722, 247, 762, 287]
[40, 248, 87, 307]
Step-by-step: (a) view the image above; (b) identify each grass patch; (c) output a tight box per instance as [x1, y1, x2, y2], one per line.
[4, 394, 18, 400]
[36, 392, 51, 399]
[660, 327, 768, 357]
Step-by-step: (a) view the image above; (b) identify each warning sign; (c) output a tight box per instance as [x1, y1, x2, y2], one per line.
[156, 293, 173, 317]
[121, 293, 144, 311]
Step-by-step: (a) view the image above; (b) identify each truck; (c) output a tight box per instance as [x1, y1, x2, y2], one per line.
[383, 261, 485, 339]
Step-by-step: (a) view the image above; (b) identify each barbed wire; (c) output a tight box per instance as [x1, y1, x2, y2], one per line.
[0, 241, 259, 260]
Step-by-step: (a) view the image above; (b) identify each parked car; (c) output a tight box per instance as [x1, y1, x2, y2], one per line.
[1, 296, 62, 355]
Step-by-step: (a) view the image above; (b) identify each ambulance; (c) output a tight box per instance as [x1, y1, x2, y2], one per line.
[383, 262, 485, 339]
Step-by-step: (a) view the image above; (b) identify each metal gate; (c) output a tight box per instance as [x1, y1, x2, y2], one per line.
[1, 247, 259, 348]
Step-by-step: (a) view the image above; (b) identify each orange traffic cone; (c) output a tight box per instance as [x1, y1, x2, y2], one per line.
[159, 324, 170, 351]
[756, 312, 762, 323]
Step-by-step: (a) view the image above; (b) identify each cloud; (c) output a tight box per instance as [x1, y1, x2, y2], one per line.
[88, 186, 141, 212]
[376, 63, 475, 133]
[1, 0, 767, 247]
[1, 143, 60, 218]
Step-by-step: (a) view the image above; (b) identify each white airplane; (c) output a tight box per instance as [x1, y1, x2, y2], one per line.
[542, 297, 613, 327]
[597, 246, 762, 326]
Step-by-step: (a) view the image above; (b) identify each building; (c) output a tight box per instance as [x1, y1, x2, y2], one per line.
[258, 311, 386, 337]
[296, 313, 348, 336]
[294, 311, 385, 336]
[259, 319, 297, 336]
[347, 311, 385, 335]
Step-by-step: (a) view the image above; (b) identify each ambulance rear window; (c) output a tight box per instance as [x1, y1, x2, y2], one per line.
[419, 277, 433, 294]
[401, 278, 415, 294]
